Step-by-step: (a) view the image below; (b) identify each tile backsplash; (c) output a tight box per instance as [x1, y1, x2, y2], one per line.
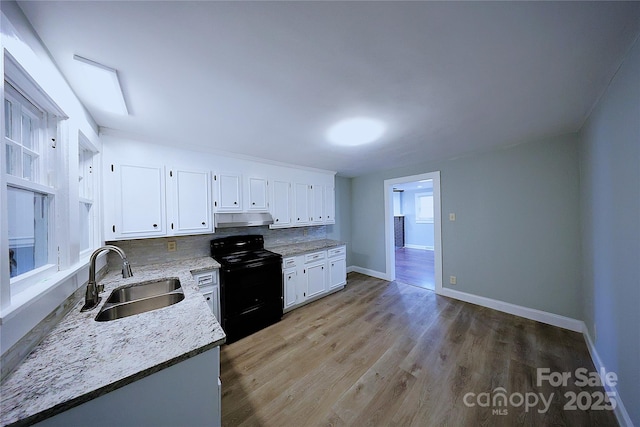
[106, 225, 327, 269]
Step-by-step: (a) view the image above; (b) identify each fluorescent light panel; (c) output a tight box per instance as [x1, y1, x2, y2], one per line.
[327, 117, 385, 146]
[73, 54, 128, 115]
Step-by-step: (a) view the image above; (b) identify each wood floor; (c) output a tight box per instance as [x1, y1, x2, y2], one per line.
[395, 247, 435, 290]
[220, 273, 617, 427]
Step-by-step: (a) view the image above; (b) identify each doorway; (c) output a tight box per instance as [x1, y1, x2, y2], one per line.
[384, 172, 442, 294]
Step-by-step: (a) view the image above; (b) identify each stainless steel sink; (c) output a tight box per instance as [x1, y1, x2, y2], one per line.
[105, 278, 181, 304]
[95, 278, 184, 322]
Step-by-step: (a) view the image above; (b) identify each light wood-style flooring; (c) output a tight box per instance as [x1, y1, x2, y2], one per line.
[220, 273, 617, 426]
[395, 247, 435, 290]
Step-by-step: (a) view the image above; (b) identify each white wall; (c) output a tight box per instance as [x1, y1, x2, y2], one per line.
[401, 188, 434, 250]
[579, 35, 640, 426]
[351, 133, 582, 319]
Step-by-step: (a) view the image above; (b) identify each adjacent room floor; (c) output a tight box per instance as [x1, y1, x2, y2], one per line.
[220, 272, 617, 426]
[395, 247, 435, 290]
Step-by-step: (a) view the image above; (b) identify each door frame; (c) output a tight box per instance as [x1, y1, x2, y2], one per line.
[383, 171, 443, 294]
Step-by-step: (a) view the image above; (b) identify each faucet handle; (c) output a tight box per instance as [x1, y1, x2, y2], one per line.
[97, 283, 104, 293]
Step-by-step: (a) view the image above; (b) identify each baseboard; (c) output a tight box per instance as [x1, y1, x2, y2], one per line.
[403, 244, 434, 251]
[438, 287, 584, 332]
[347, 266, 389, 281]
[581, 325, 633, 427]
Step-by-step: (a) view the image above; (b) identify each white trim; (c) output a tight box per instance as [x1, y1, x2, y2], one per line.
[4, 52, 67, 119]
[384, 171, 443, 294]
[581, 326, 634, 427]
[440, 286, 584, 332]
[347, 265, 389, 281]
[403, 244, 434, 251]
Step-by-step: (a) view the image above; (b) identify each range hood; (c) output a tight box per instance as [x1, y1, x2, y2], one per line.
[214, 212, 274, 228]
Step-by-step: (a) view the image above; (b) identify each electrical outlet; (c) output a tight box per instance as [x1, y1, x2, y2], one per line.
[449, 213, 456, 221]
[167, 241, 177, 252]
[449, 276, 457, 285]
[303, 228, 308, 236]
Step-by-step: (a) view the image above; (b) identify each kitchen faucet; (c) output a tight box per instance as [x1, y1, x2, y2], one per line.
[81, 245, 133, 312]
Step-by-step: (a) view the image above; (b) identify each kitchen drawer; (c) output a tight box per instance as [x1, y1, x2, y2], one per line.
[327, 246, 346, 258]
[283, 257, 297, 269]
[192, 269, 218, 287]
[305, 251, 326, 263]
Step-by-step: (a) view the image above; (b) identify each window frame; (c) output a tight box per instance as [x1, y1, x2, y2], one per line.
[3, 53, 68, 302]
[78, 132, 98, 257]
[4, 83, 58, 293]
[415, 192, 434, 224]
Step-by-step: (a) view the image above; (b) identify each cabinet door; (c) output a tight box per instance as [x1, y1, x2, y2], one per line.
[324, 186, 336, 224]
[113, 164, 166, 238]
[215, 173, 242, 211]
[271, 180, 291, 228]
[171, 169, 212, 234]
[310, 184, 324, 224]
[293, 183, 310, 225]
[283, 269, 298, 309]
[329, 257, 347, 289]
[305, 261, 326, 298]
[202, 288, 220, 321]
[248, 177, 268, 211]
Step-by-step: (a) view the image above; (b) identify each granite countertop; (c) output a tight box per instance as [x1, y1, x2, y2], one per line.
[266, 239, 346, 258]
[0, 257, 225, 427]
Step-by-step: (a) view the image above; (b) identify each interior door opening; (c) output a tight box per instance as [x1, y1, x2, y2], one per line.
[384, 172, 442, 294]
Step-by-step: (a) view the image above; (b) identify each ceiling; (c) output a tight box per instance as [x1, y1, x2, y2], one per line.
[17, 1, 640, 177]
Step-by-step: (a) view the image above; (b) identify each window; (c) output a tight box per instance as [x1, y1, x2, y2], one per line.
[78, 139, 96, 254]
[415, 192, 434, 224]
[4, 80, 57, 288]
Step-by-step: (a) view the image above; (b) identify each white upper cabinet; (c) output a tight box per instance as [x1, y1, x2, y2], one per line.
[106, 163, 213, 240]
[293, 183, 310, 225]
[324, 186, 336, 224]
[102, 135, 336, 236]
[215, 172, 242, 211]
[270, 180, 292, 228]
[248, 177, 268, 211]
[310, 184, 324, 224]
[111, 164, 166, 239]
[170, 168, 212, 235]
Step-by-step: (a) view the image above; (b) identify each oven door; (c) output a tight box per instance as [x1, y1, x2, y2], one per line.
[220, 259, 283, 342]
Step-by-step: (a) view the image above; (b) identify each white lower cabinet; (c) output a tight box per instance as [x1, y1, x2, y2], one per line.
[282, 245, 346, 313]
[328, 245, 347, 290]
[305, 251, 327, 298]
[329, 257, 347, 289]
[35, 347, 222, 427]
[193, 269, 221, 322]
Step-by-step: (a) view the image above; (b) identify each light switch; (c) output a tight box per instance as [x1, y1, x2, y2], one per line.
[449, 213, 456, 221]
[167, 241, 177, 252]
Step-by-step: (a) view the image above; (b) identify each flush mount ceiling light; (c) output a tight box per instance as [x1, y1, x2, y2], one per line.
[327, 117, 385, 146]
[73, 54, 128, 115]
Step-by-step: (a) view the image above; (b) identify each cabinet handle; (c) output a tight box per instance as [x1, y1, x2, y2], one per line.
[234, 201, 238, 205]
[297, 217, 300, 221]
[202, 222, 206, 225]
[252, 202, 256, 205]
[276, 218, 279, 222]
[153, 224, 158, 228]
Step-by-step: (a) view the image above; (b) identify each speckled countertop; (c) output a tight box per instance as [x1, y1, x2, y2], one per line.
[266, 239, 346, 258]
[0, 257, 225, 427]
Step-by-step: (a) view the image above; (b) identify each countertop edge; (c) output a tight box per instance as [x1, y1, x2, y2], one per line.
[8, 338, 225, 427]
[1, 257, 225, 427]
[266, 239, 347, 258]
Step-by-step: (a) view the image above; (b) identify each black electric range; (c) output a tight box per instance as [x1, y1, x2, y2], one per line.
[210, 235, 282, 343]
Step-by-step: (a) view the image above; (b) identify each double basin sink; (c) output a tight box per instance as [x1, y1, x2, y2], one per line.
[96, 278, 185, 322]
